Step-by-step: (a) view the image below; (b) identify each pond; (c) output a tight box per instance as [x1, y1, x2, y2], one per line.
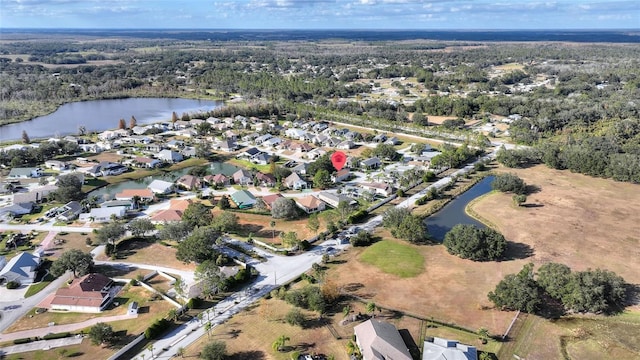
[0, 97, 223, 141]
[88, 162, 240, 201]
[425, 176, 495, 242]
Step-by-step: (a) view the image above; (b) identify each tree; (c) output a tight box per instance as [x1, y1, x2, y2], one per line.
[176, 227, 219, 264]
[413, 112, 429, 126]
[488, 263, 541, 313]
[270, 220, 276, 241]
[443, 224, 507, 261]
[50, 249, 94, 277]
[54, 174, 85, 202]
[171, 111, 179, 127]
[336, 200, 353, 220]
[128, 218, 155, 238]
[366, 301, 376, 314]
[88, 322, 114, 346]
[271, 197, 298, 220]
[280, 231, 298, 248]
[350, 230, 373, 247]
[158, 221, 193, 241]
[285, 308, 305, 327]
[272, 334, 290, 352]
[492, 173, 527, 195]
[118, 118, 126, 130]
[307, 213, 320, 235]
[201, 341, 227, 360]
[217, 195, 230, 210]
[129, 116, 137, 129]
[211, 211, 238, 233]
[382, 207, 428, 243]
[372, 143, 399, 161]
[182, 202, 213, 228]
[176, 347, 186, 358]
[536, 262, 572, 300]
[195, 143, 210, 159]
[313, 169, 332, 189]
[168, 308, 179, 322]
[95, 221, 126, 247]
[195, 259, 226, 298]
[478, 328, 491, 343]
[512, 194, 527, 206]
[21, 130, 30, 144]
[562, 268, 626, 313]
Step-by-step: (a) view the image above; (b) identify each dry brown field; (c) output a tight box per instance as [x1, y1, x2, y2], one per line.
[470, 164, 640, 287]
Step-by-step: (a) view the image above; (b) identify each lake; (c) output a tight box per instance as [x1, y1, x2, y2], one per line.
[0, 97, 223, 141]
[425, 176, 495, 242]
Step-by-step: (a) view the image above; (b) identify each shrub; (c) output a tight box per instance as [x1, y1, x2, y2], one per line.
[43, 332, 71, 340]
[13, 337, 32, 344]
[145, 318, 171, 339]
[491, 173, 527, 194]
[6, 280, 20, 289]
[444, 224, 507, 261]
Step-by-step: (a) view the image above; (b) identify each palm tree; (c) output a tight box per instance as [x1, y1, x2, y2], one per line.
[272, 334, 290, 352]
[270, 220, 276, 241]
[147, 344, 154, 358]
[168, 308, 179, 322]
[366, 302, 376, 315]
[205, 321, 212, 337]
[478, 327, 490, 344]
[176, 347, 185, 358]
[131, 195, 141, 210]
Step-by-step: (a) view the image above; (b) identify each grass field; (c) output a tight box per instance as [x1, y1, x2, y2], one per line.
[359, 240, 424, 278]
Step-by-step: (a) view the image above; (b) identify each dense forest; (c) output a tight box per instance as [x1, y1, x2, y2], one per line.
[1, 35, 639, 182]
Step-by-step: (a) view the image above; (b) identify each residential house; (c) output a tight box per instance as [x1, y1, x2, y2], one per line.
[294, 195, 326, 214]
[290, 142, 314, 153]
[44, 160, 68, 171]
[78, 143, 103, 153]
[344, 130, 361, 141]
[147, 179, 175, 195]
[176, 175, 202, 190]
[360, 182, 395, 197]
[144, 143, 163, 153]
[230, 190, 257, 209]
[97, 162, 128, 176]
[317, 191, 357, 208]
[263, 137, 283, 147]
[100, 200, 133, 209]
[166, 140, 186, 149]
[312, 134, 329, 145]
[254, 134, 273, 145]
[237, 147, 261, 160]
[215, 139, 238, 152]
[331, 169, 351, 183]
[422, 338, 477, 360]
[79, 206, 126, 223]
[203, 174, 230, 187]
[0, 183, 13, 195]
[283, 172, 307, 190]
[261, 194, 284, 210]
[354, 319, 412, 360]
[98, 130, 121, 141]
[0, 202, 34, 219]
[232, 169, 253, 186]
[385, 136, 400, 145]
[12, 184, 59, 204]
[180, 146, 197, 158]
[373, 134, 388, 143]
[361, 157, 382, 170]
[8, 167, 44, 179]
[252, 153, 273, 165]
[150, 209, 183, 223]
[115, 188, 155, 202]
[285, 128, 307, 140]
[291, 163, 309, 175]
[131, 125, 149, 135]
[336, 140, 355, 150]
[255, 172, 277, 187]
[49, 273, 117, 313]
[0, 252, 41, 285]
[157, 149, 184, 163]
[224, 130, 238, 140]
[57, 201, 84, 222]
[132, 157, 161, 168]
[306, 148, 327, 160]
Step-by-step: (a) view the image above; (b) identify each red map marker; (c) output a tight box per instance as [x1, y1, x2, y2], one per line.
[331, 151, 347, 171]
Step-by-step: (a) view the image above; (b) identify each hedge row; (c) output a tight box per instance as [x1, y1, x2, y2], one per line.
[145, 318, 171, 339]
[42, 332, 71, 340]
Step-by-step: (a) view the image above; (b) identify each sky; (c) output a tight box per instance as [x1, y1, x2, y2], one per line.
[0, 0, 638, 30]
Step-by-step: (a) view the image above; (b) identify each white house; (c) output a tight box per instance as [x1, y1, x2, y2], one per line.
[8, 167, 44, 179]
[79, 206, 126, 223]
[147, 179, 175, 194]
[283, 172, 307, 190]
[422, 337, 477, 360]
[0, 252, 41, 285]
[157, 149, 184, 163]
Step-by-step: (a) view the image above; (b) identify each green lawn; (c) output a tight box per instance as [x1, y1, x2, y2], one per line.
[359, 240, 424, 278]
[25, 274, 55, 298]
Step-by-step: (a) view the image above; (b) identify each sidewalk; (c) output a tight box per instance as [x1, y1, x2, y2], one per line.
[0, 336, 84, 355]
[0, 313, 137, 342]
